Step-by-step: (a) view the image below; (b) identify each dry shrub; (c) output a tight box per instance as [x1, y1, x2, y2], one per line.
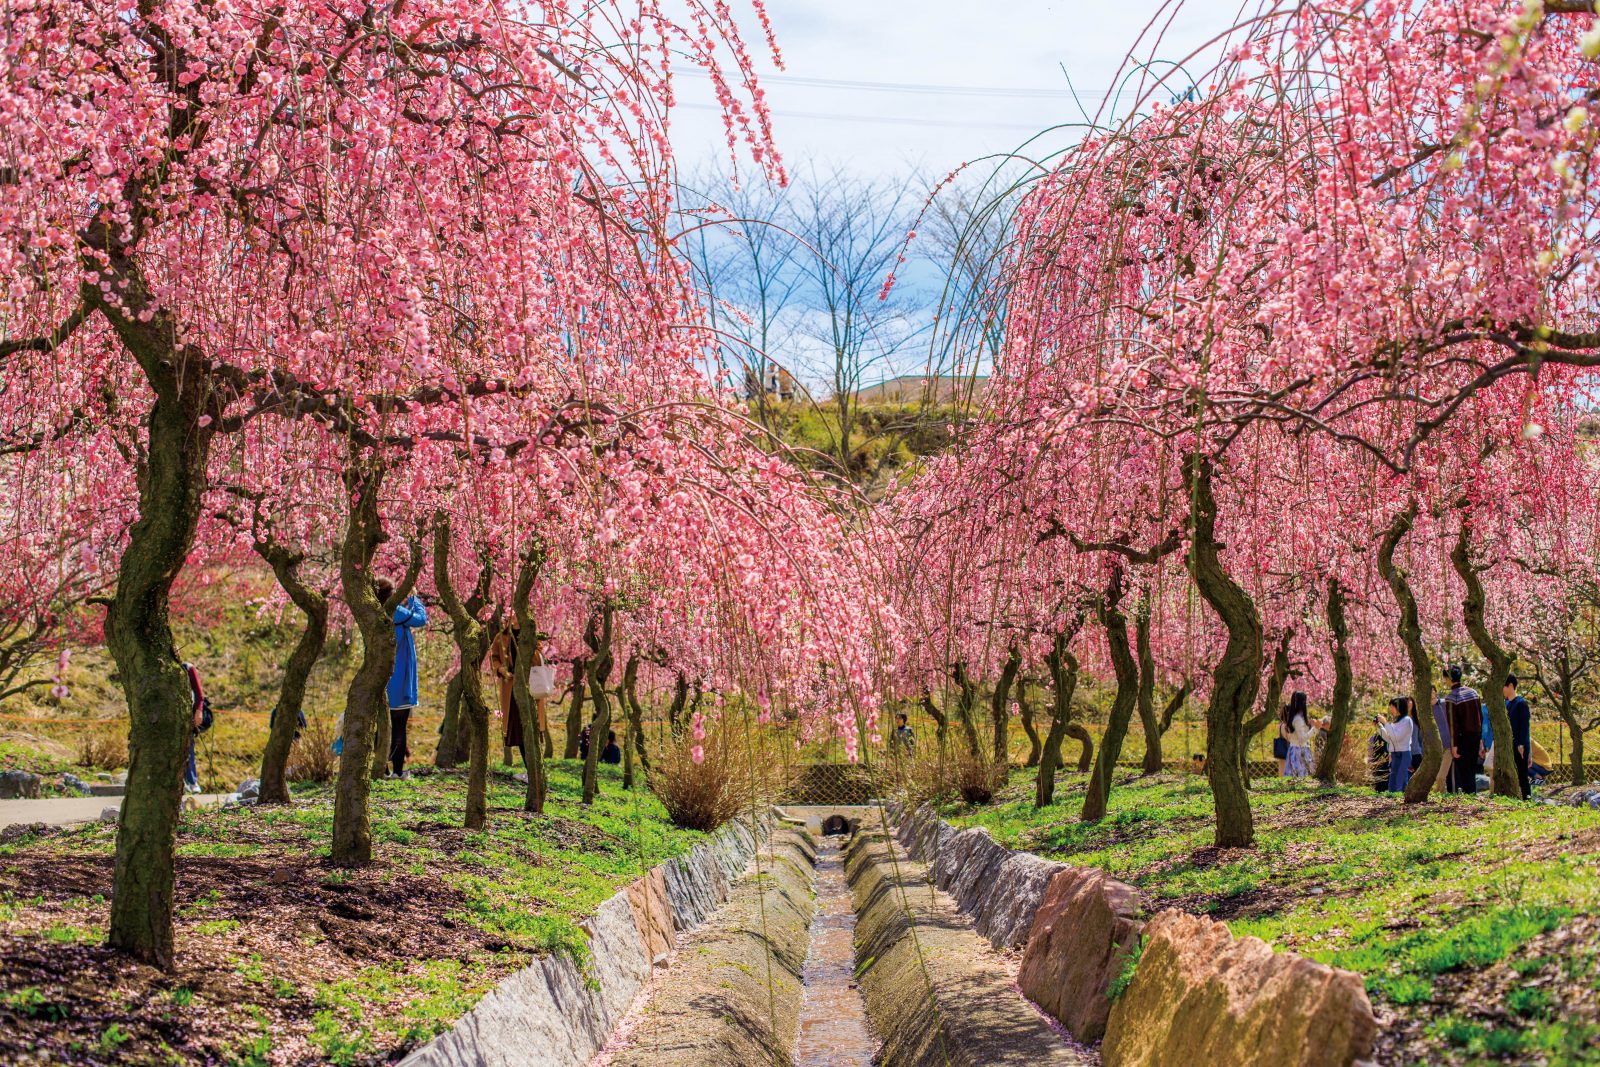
[648, 720, 771, 832]
[894, 741, 1008, 806]
[290, 714, 338, 784]
[77, 725, 127, 770]
[1335, 730, 1381, 787]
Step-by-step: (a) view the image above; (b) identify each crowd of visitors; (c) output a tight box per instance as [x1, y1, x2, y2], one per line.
[1274, 664, 1547, 798]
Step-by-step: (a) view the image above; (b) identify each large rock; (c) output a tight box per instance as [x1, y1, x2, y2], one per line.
[1019, 866, 1145, 1041]
[975, 849, 1068, 950]
[1103, 909, 1378, 1067]
[941, 828, 1011, 918]
[625, 867, 675, 965]
[0, 770, 41, 799]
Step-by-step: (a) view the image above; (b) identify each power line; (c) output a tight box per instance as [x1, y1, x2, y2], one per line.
[676, 69, 1124, 100]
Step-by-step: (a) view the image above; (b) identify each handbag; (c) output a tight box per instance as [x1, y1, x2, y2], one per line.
[527, 663, 560, 700]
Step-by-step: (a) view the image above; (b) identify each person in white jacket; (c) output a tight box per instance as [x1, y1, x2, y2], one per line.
[1282, 692, 1316, 777]
[1377, 697, 1416, 793]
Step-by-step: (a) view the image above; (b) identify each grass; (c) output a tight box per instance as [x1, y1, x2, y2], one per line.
[937, 769, 1600, 1065]
[1, 758, 706, 1066]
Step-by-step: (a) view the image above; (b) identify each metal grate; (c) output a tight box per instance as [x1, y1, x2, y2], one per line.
[782, 763, 881, 805]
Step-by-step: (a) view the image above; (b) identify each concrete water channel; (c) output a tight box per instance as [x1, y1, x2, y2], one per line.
[792, 835, 877, 1067]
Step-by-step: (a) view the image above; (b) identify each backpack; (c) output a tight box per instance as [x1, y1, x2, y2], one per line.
[185, 663, 214, 734]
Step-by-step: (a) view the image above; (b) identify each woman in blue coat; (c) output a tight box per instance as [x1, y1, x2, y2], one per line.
[375, 578, 428, 778]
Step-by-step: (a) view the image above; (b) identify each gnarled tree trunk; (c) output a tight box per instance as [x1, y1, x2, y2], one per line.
[990, 644, 1022, 764]
[1313, 580, 1354, 786]
[1451, 506, 1519, 799]
[432, 515, 493, 830]
[1036, 626, 1082, 808]
[1135, 607, 1162, 774]
[581, 606, 616, 805]
[1017, 678, 1043, 767]
[919, 691, 949, 745]
[256, 542, 328, 805]
[435, 670, 463, 769]
[564, 659, 587, 759]
[1084, 570, 1137, 822]
[510, 535, 548, 814]
[1186, 456, 1262, 849]
[331, 463, 422, 866]
[1376, 505, 1441, 805]
[950, 660, 982, 755]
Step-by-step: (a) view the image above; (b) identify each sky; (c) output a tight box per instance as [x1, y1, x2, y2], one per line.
[672, 0, 1253, 179]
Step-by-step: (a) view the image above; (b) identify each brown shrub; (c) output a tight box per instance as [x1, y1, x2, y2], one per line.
[1335, 729, 1381, 787]
[894, 741, 1008, 806]
[76, 725, 127, 770]
[290, 714, 339, 784]
[648, 720, 772, 831]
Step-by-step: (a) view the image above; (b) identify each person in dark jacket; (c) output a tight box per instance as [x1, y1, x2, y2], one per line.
[600, 730, 622, 765]
[1443, 665, 1483, 795]
[1504, 674, 1532, 800]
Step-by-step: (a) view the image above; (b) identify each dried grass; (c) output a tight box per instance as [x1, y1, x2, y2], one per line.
[76, 725, 126, 770]
[648, 719, 772, 832]
[289, 714, 338, 784]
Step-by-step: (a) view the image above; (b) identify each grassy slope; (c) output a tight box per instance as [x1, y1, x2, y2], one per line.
[0, 761, 699, 1067]
[938, 770, 1600, 1067]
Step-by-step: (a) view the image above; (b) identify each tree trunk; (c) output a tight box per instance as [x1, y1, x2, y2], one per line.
[1186, 456, 1262, 849]
[103, 308, 217, 967]
[432, 515, 493, 831]
[1067, 723, 1095, 773]
[582, 607, 616, 805]
[667, 671, 690, 736]
[1451, 509, 1519, 799]
[1568, 715, 1586, 787]
[1084, 575, 1137, 822]
[1036, 632, 1080, 808]
[1243, 630, 1293, 778]
[950, 661, 982, 755]
[370, 689, 392, 781]
[510, 537, 548, 814]
[990, 644, 1022, 765]
[1017, 678, 1043, 767]
[256, 543, 328, 806]
[1376, 505, 1441, 805]
[919, 691, 949, 744]
[1313, 580, 1354, 786]
[331, 463, 419, 867]
[564, 659, 587, 759]
[435, 670, 463, 769]
[621, 655, 650, 776]
[1135, 608, 1162, 774]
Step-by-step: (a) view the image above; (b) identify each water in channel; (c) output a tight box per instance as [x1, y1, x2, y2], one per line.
[792, 836, 877, 1067]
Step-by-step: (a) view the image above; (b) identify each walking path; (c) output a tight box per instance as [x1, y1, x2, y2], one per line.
[0, 794, 234, 830]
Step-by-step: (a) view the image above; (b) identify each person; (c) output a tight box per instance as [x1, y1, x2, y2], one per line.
[1433, 693, 1456, 792]
[182, 661, 209, 795]
[1282, 692, 1315, 778]
[376, 578, 427, 779]
[491, 622, 522, 764]
[579, 722, 592, 761]
[1443, 665, 1484, 795]
[891, 712, 916, 756]
[600, 730, 622, 765]
[1377, 697, 1415, 793]
[1367, 729, 1391, 793]
[1529, 738, 1552, 786]
[1505, 674, 1532, 800]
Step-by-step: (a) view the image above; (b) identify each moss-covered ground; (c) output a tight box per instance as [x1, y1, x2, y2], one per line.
[937, 770, 1600, 1066]
[0, 760, 697, 1066]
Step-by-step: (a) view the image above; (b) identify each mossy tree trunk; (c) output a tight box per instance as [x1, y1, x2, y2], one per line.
[331, 463, 423, 867]
[564, 659, 587, 759]
[990, 644, 1022, 764]
[435, 670, 463, 769]
[620, 654, 650, 781]
[949, 660, 982, 755]
[1314, 580, 1355, 786]
[581, 605, 616, 805]
[1242, 630, 1293, 781]
[432, 514, 495, 830]
[99, 276, 219, 968]
[1084, 568, 1137, 822]
[1017, 678, 1043, 767]
[919, 691, 949, 745]
[1036, 628, 1082, 808]
[1186, 456, 1262, 849]
[1375, 505, 1441, 804]
[1451, 505, 1519, 799]
[667, 670, 690, 736]
[255, 541, 328, 806]
[510, 534, 549, 814]
[1135, 607, 1162, 774]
